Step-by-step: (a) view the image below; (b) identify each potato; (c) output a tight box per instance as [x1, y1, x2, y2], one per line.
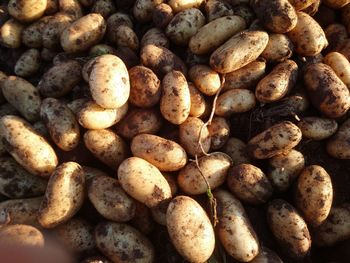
[81, 256, 111, 263]
[178, 152, 231, 195]
[129, 66, 161, 107]
[179, 117, 211, 157]
[189, 65, 221, 96]
[95, 222, 154, 263]
[89, 44, 116, 57]
[0, 224, 44, 247]
[14, 48, 40, 77]
[231, 4, 255, 25]
[84, 129, 127, 170]
[250, 247, 283, 263]
[295, 165, 333, 227]
[41, 47, 57, 61]
[313, 204, 350, 246]
[327, 118, 350, 159]
[83, 166, 109, 181]
[304, 63, 350, 118]
[77, 101, 128, 130]
[38, 162, 85, 228]
[112, 25, 139, 51]
[91, 0, 116, 18]
[267, 199, 311, 259]
[0, 157, 47, 198]
[210, 30, 269, 73]
[60, 13, 106, 53]
[42, 13, 73, 49]
[131, 201, 155, 234]
[208, 117, 230, 150]
[298, 117, 338, 140]
[227, 164, 273, 204]
[150, 200, 169, 226]
[66, 98, 88, 114]
[8, 0, 47, 23]
[214, 190, 259, 262]
[33, 120, 49, 138]
[261, 34, 294, 63]
[106, 13, 133, 45]
[153, 3, 173, 29]
[115, 46, 139, 69]
[324, 0, 350, 8]
[324, 52, 350, 89]
[160, 70, 190, 125]
[59, 0, 83, 19]
[188, 83, 207, 118]
[222, 137, 251, 166]
[0, 19, 24, 48]
[205, 0, 233, 22]
[288, 0, 315, 10]
[247, 121, 302, 159]
[256, 60, 298, 103]
[215, 89, 256, 116]
[0, 103, 18, 118]
[40, 98, 80, 151]
[324, 24, 348, 52]
[287, 12, 328, 56]
[140, 44, 187, 78]
[168, 0, 203, 13]
[141, 27, 169, 48]
[251, 0, 297, 33]
[22, 16, 51, 48]
[45, 0, 58, 15]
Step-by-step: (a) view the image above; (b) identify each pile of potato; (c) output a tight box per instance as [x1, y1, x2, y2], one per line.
[0, 0, 350, 262]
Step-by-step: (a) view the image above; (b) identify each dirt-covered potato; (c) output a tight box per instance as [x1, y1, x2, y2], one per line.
[324, 24, 348, 52]
[77, 101, 128, 130]
[153, 3, 173, 29]
[208, 117, 230, 150]
[256, 60, 298, 103]
[88, 175, 135, 222]
[324, 52, 350, 89]
[168, 0, 204, 13]
[14, 48, 40, 77]
[189, 65, 221, 96]
[95, 221, 155, 263]
[304, 63, 350, 118]
[288, 12, 328, 56]
[205, 0, 233, 22]
[160, 70, 190, 125]
[247, 121, 302, 159]
[324, 0, 350, 9]
[210, 30, 269, 74]
[84, 129, 127, 170]
[215, 89, 256, 116]
[0, 115, 58, 177]
[60, 13, 106, 53]
[133, 0, 162, 22]
[38, 162, 85, 228]
[267, 199, 311, 259]
[250, 247, 283, 263]
[91, 0, 116, 18]
[178, 152, 231, 194]
[112, 25, 139, 51]
[227, 164, 273, 204]
[215, 190, 259, 262]
[141, 27, 169, 48]
[261, 34, 294, 63]
[166, 196, 215, 263]
[8, 0, 47, 23]
[288, 0, 315, 10]
[222, 137, 251, 166]
[0, 19, 24, 48]
[188, 83, 207, 118]
[89, 44, 116, 56]
[106, 13, 133, 44]
[298, 117, 338, 140]
[83, 166, 109, 181]
[59, 0, 83, 19]
[42, 13, 73, 49]
[327, 118, 350, 159]
[0, 224, 44, 247]
[40, 98, 80, 151]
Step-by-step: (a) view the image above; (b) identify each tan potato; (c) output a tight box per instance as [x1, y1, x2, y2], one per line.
[60, 13, 106, 53]
[129, 66, 161, 107]
[205, 0, 233, 22]
[250, 247, 283, 263]
[313, 204, 350, 246]
[59, 0, 83, 19]
[8, 0, 47, 23]
[324, 52, 350, 89]
[267, 199, 311, 259]
[210, 30, 269, 74]
[0, 19, 24, 48]
[84, 129, 127, 170]
[14, 48, 40, 77]
[327, 118, 350, 159]
[227, 164, 273, 204]
[261, 34, 294, 63]
[38, 162, 85, 228]
[40, 98, 80, 151]
[112, 25, 139, 51]
[215, 89, 256, 116]
[256, 60, 298, 103]
[288, 0, 315, 10]
[179, 117, 211, 157]
[88, 175, 135, 222]
[298, 117, 338, 140]
[304, 63, 350, 118]
[168, 0, 204, 13]
[160, 70, 190, 125]
[153, 3, 173, 29]
[222, 137, 251, 166]
[91, 0, 116, 18]
[133, 0, 162, 22]
[22, 16, 51, 47]
[208, 117, 230, 150]
[324, 24, 348, 52]
[178, 152, 231, 195]
[95, 222, 154, 263]
[324, 0, 350, 8]
[0, 224, 44, 247]
[247, 121, 302, 159]
[214, 189, 259, 262]
[83, 166, 109, 181]
[42, 13, 73, 49]
[141, 27, 169, 49]
[77, 101, 128, 130]
[268, 149, 305, 192]
[130, 201, 155, 234]
[287, 12, 328, 56]
[189, 65, 221, 96]
[118, 157, 172, 208]
[188, 83, 207, 118]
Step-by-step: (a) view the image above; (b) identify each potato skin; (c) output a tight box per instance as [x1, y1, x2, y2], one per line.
[8, 0, 47, 23]
[0, 19, 24, 48]
[205, 0, 233, 22]
[222, 137, 251, 166]
[214, 190, 259, 262]
[166, 196, 215, 263]
[14, 48, 40, 77]
[0, 224, 44, 247]
[215, 89, 256, 116]
[189, 64, 221, 96]
[91, 0, 116, 18]
[168, 0, 204, 13]
[298, 117, 338, 140]
[208, 117, 230, 150]
[261, 34, 293, 63]
[327, 119, 350, 159]
[141, 27, 169, 49]
[153, 3, 173, 29]
[188, 83, 207, 118]
[324, 52, 350, 89]
[133, 0, 162, 23]
[250, 247, 283, 263]
[267, 199, 311, 259]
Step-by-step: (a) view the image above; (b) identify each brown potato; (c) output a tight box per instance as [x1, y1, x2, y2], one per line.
[8, 0, 47, 23]
[215, 89, 256, 116]
[133, 0, 162, 22]
[188, 83, 207, 118]
[14, 48, 40, 77]
[45, 0, 58, 15]
[169, 0, 204, 13]
[91, 0, 116, 18]
[153, 3, 173, 29]
[208, 117, 230, 150]
[222, 137, 251, 166]
[141, 27, 169, 48]
[205, 0, 233, 22]
[0, 19, 24, 48]
[112, 25, 139, 51]
[324, 52, 350, 89]
[189, 64, 221, 96]
[0, 224, 44, 247]
[298, 117, 338, 140]
[130, 201, 155, 235]
[288, 0, 315, 10]
[327, 118, 350, 159]
[324, 24, 348, 52]
[261, 34, 294, 63]
[59, 0, 83, 19]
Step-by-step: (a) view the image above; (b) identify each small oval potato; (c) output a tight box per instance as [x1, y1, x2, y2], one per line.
[118, 157, 172, 208]
[178, 152, 232, 195]
[324, 52, 350, 89]
[141, 27, 169, 48]
[205, 0, 233, 22]
[88, 175, 135, 222]
[250, 247, 283, 263]
[40, 98, 80, 151]
[222, 137, 251, 166]
[160, 70, 190, 125]
[95, 222, 155, 263]
[153, 3, 173, 29]
[0, 157, 47, 198]
[287, 12, 328, 56]
[188, 83, 207, 118]
[298, 117, 338, 140]
[255, 60, 298, 103]
[261, 34, 294, 63]
[133, 0, 162, 22]
[268, 149, 305, 192]
[267, 199, 311, 259]
[214, 190, 259, 262]
[189, 64, 221, 96]
[304, 63, 350, 118]
[166, 196, 215, 263]
[227, 164, 273, 204]
[42, 13, 73, 49]
[0, 19, 24, 48]
[0, 115, 58, 177]
[22, 16, 52, 48]
[112, 25, 139, 51]
[14, 48, 40, 77]
[38, 162, 85, 228]
[0, 224, 44, 247]
[208, 117, 230, 150]
[84, 129, 127, 170]
[215, 89, 256, 116]
[179, 117, 211, 157]
[60, 13, 106, 53]
[131, 134, 187, 172]
[247, 121, 302, 159]
[210, 30, 269, 74]
[168, 0, 204, 13]
[295, 165, 333, 227]
[8, 0, 47, 23]
[327, 119, 350, 159]
[323, 0, 350, 9]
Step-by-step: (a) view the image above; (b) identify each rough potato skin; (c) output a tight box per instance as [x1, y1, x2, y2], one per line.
[326, 119, 350, 159]
[297, 117, 338, 140]
[153, 3, 173, 29]
[215, 89, 256, 116]
[8, 0, 47, 23]
[0, 224, 44, 247]
[261, 34, 294, 63]
[0, 19, 24, 48]
[141, 28, 169, 49]
[14, 48, 40, 77]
